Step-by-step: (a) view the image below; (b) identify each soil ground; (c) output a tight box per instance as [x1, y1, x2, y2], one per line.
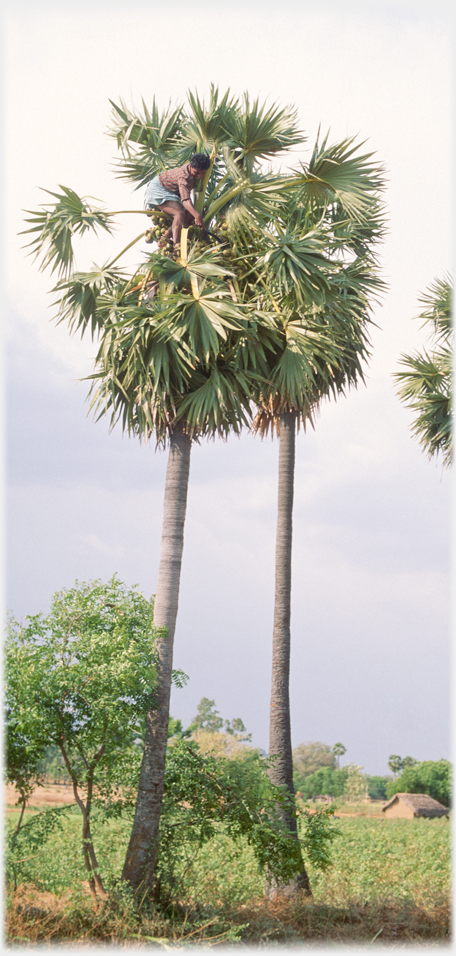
[5, 785, 387, 815]
[5, 783, 75, 810]
[6, 785, 390, 816]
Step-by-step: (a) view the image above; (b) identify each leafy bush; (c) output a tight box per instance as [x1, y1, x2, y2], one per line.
[155, 739, 339, 903]
[385, 759, 451, 807]
[296, 767, 348, 799]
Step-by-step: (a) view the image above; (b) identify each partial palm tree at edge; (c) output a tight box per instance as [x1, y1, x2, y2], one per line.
[394, 276, 452, 467]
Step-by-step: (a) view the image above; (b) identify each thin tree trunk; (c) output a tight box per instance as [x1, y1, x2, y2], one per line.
[122, 425, 192, 891]
[268, 410, 311, 897]
[58, 742, 108, 901]
[13, 789, 28, 838]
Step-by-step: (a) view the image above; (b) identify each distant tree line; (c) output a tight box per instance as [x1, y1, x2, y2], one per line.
[386, 757, 451, 808]
[292, 742, 451, 806]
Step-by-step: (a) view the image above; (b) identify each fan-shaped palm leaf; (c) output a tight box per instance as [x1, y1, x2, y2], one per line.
[52, 265, 126, 336]
[394, 276, 452, 465]
[178, 86, 237, 154]
[176, 364, 254, 438]
[417, 276, 452, 343]
[221, 94, 305, 174]
[152, 248, 235, 290]
[262, 228, 334, 304]
[22, 186, 114, 277]
[295, 133, 385, 222]
[109, 98, 185, 186]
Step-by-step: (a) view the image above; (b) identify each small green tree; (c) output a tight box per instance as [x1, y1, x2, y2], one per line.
[5, 577, 167, 902]
[386, 759, 452, 807]
[188, 698, 224, 733]
[388, 755, 403, 776]
[187, 697, 251, 741]
[155, 738, 339, 904]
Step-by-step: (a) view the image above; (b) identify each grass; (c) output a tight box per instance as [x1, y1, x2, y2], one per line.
[5, 799, 451, 945]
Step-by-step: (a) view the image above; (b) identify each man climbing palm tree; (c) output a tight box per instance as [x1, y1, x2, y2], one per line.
[145, 152, 210, 253]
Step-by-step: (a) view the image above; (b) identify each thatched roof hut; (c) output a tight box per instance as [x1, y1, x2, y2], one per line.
[382, 792, 449, 819]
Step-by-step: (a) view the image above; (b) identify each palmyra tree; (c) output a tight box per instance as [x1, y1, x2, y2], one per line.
[245, 136, 385, 893]
[394, 276, 452, 467]
[23, 86, 384, 894]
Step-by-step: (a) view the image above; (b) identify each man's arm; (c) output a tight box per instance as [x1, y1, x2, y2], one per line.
[182, 198, 205, 230]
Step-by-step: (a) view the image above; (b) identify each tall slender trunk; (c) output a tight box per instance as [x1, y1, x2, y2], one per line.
[268, 410, 311, 896]
[122, 425, 191, 890]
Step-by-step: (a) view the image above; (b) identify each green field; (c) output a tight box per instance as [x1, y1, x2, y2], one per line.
[6, 800, 451, 945]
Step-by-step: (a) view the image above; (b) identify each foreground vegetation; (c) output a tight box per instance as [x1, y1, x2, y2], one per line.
[5, 586, 451, 944]
[6, 799, 450, 945]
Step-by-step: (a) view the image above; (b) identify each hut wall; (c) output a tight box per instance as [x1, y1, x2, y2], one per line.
[383, 800, 415, 819]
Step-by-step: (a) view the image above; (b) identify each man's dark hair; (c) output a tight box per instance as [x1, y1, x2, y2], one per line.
[190, 153, 211, 171]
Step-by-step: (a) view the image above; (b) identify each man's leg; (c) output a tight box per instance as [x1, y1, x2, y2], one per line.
[154, 202, 193, 246]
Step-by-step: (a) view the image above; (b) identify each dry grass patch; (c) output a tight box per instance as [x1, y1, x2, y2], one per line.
[6, 885, 451, 946]
[231, 895, 450, 945]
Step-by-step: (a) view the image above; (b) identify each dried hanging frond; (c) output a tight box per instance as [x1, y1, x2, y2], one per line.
[251, 393, 316, 438]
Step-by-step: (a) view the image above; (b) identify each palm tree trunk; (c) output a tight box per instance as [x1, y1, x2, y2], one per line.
[122, 424, 192, 891]
[268, 410, 311, 896]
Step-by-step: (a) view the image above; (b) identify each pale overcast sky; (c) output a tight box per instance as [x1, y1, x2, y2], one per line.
[4, 0, 453, 775]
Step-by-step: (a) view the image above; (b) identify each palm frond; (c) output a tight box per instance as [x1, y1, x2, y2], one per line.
[206, 170, 288, 226]
[393, 276, 453, 466]
[417, 275, 452, 343]
[179, 86, 237, 153]
[108, 98, 186, 188]
[176, 364, 253, 439]
[221, 93, 305, 174]
[262, 228, 334, 305]
[52, 265, 126, 337]
[295, 133, 385, 222]
[21, 187, 114, 277]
